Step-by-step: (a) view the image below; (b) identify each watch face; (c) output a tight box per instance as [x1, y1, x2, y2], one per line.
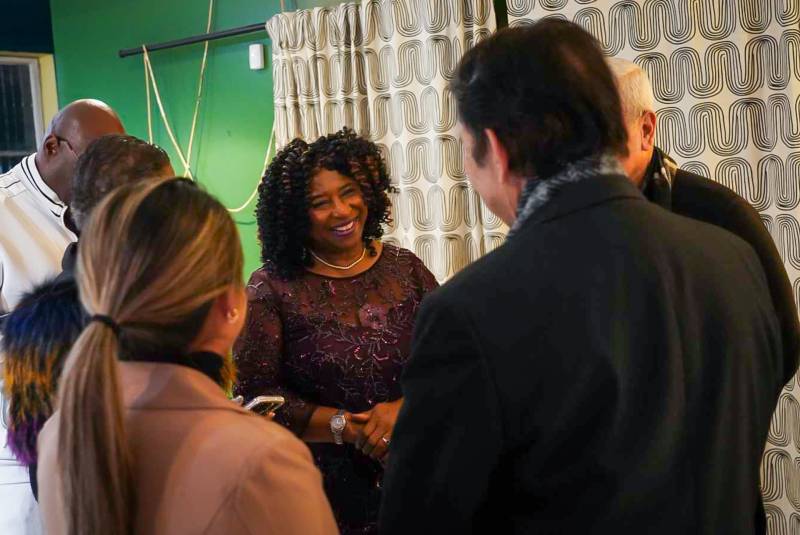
[331, 415, 346, 432]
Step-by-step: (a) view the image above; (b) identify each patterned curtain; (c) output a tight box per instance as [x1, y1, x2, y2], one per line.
[267, 0, 505, 281]
[508, 1, 800, 531]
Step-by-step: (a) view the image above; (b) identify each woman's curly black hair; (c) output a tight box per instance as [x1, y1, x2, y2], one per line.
[256, 128, 393, 280]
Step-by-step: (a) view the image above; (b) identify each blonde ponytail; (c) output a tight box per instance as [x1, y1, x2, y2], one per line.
[54, 176, 243, 535]
[58, 323, 133, 534]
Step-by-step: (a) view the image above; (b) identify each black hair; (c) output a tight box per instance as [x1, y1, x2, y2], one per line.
[450, 19, 628, 179]
[256, 128, 393, 279]
[70, 134, 171, 230]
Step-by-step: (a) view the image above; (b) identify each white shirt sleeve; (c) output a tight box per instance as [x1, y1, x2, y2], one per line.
[0, 258, 7, 315]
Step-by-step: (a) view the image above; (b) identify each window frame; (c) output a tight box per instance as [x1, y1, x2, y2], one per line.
[0, 55, 45, 164]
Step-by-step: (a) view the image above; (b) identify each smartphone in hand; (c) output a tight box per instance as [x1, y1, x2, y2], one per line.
[243, 395, 285, 416]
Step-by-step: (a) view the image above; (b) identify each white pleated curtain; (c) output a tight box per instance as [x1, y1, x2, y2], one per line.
[508, 1, 800, 531]
[267, 0, 504, 281]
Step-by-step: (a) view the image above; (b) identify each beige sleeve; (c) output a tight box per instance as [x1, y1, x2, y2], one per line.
[207, 430, 338, 535]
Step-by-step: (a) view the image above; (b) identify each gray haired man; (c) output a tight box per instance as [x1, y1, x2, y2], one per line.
[610, 56, 800, 532]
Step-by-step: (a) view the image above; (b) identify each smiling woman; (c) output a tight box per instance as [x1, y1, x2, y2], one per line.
[254, 128, 394, 280]
[306, 168, 374, 274]
[233, 128, 438, 534]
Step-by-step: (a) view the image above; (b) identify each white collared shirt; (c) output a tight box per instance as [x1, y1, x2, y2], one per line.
[0, 154, 73, 535]
[0, 154, 76, 313]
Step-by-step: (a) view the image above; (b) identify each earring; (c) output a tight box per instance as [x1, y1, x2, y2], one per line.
[226, 308, 240, 323]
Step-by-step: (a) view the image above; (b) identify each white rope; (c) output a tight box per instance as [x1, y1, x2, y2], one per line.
[141, 0, 271, 216]
[227, 124, 276, 213]
[141, 0, 214, 179]
[143, 46, 153, 143]
[185, 0, 214, 176]
[142, 47, 193, 177]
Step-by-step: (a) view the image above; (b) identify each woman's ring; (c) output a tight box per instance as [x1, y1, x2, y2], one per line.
[382, 436, 390, 445]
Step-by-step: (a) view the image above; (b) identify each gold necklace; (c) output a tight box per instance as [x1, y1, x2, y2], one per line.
[309, 247, 366, 270]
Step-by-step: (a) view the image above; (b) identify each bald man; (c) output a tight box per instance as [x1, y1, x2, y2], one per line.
[0, 99, 124, 312]
[0, 99, 123, 535]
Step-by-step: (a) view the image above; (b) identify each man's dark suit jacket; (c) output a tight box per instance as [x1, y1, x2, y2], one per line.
[643, 148, 799, 386]
[379, 173, 784, 534]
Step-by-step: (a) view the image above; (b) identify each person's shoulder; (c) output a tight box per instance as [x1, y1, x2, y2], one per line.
[224, 408, 301, 446]
[380, 243, 422, 268]
[0, 165, 35, 239]
[673, 167, 735, 196]
[654, 197, 765, 288]
[383, 243, 413, 259]
[0, 157, 35, 199]
[247, 264, 272, 286]
[245, 263, 286, 299]
[650, 187, 753, 250]
[382, 243, 432, 273]
[672, 168, 768, 242]
[212, 410, 315, 483]
[182, 402, 305, 460]
[423, 240, 517, 310]
[0, 168, 26, 204]
[245, 416, 310, 462]
[673, 168, 752, 213]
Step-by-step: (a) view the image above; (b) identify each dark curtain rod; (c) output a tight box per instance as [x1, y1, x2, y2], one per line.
[119, 22, 267, 58]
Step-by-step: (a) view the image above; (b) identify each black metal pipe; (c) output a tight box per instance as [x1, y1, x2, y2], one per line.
[119, 22, 267, 58]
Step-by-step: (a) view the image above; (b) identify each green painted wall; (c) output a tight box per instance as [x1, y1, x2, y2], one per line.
[50, 0, 284, 277]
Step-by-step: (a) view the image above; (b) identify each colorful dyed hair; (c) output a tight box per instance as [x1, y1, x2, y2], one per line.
[1, 277, 84, 466]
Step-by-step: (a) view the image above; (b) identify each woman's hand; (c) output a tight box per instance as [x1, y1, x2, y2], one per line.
[352, 398, 403, 460]
[342, 416, 365, 445]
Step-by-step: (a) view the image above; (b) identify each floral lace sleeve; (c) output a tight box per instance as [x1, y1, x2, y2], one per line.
[233, 271, 316, 435]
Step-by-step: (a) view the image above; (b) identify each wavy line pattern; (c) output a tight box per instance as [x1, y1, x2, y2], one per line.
[760, 449, 800, 506]
[761, 448, 800, 512]
[509, 0, 800, 44]
[685, 154, 800, 212]
[268, 0, 500, 282]
[511, 0, 800, 528]
[763, 214, 775, 237]
[274, 89, 461, 141]
[768, 393, 800, 450]
[276, 93, 800, 160]
[656, 96, 800, 158]
[383, 137, 465, 185]
[271, 36, 475, 99]
[268, 0, 493, 51]
[390, 183, 507, 232]
[776, 216, 800, 271]
[639, 33, 800, 102]
[384, 231, 505, 280]
[795, 277, 800, 320]
[765, 503, 787, 535]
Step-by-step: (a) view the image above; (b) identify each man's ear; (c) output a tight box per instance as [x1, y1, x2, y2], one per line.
[42, 134, 60, 157]
[484, 128, 511, 185]
[641, 111, 657, 150]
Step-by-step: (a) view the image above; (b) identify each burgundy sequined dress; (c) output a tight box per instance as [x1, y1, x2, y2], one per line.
[234, 244, 438, 534]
